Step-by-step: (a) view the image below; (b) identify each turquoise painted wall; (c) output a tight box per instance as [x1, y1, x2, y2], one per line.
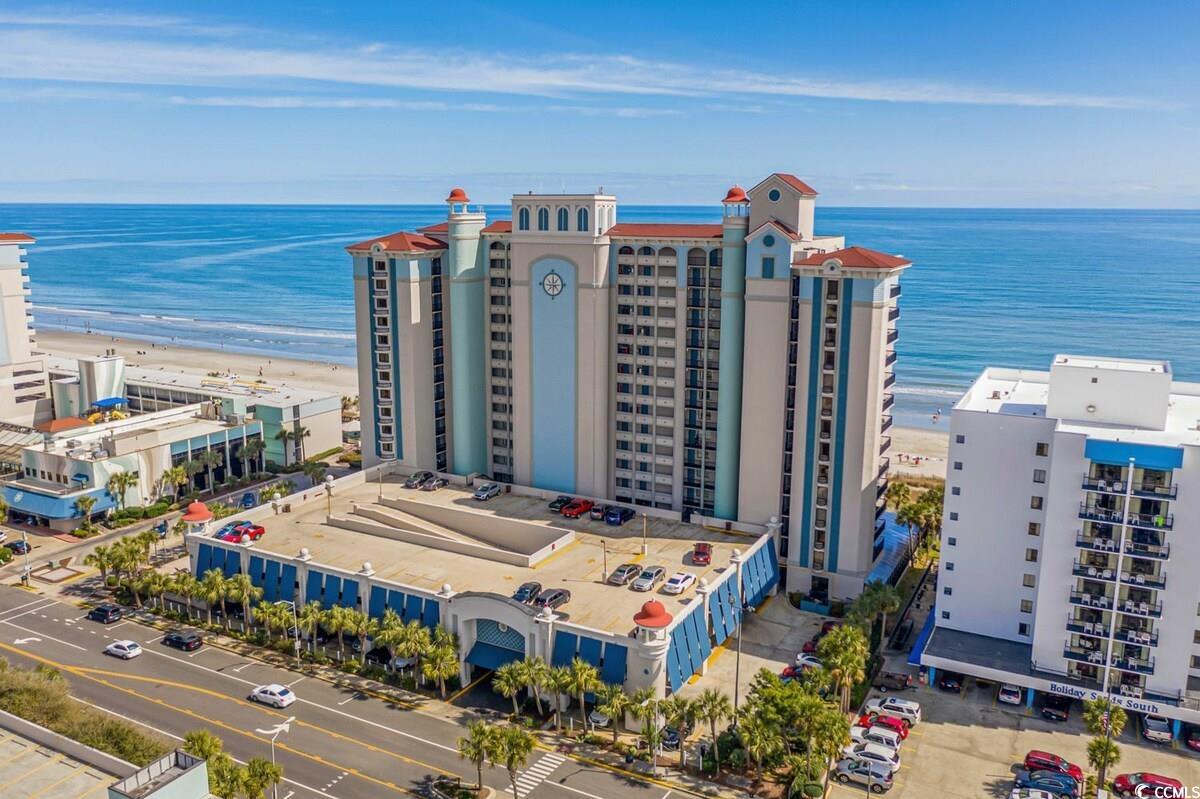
[448, 222, 487, 474]
[713, 225, 746, 519]
[530, 258, 577, 492]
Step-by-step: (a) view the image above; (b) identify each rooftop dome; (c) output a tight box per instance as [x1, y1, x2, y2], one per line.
[446, 187, 470, 203]
[633, 599, 673, 629]
[180, 501, 213, 523]
[721, 185, 748, 204]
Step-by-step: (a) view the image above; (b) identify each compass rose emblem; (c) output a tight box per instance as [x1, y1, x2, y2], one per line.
[541, 270, 564, 298]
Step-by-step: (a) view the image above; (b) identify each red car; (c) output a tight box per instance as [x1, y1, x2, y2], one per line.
[821, 620, 843, 636]
[692, 542, 712, 566]
[217, 521, 265, 542]
[1023, 750, 1083, 782]
[560, 499, 594, 519]
[855, 713, 910, 738]
[802, 633, 822, 654]
[1112, 773, 1182, 797]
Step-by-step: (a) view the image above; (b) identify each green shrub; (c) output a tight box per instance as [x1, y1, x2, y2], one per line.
[0, 548, 10, 565]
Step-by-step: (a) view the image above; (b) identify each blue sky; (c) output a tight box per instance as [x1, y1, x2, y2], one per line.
[1, 1, 1197, 206]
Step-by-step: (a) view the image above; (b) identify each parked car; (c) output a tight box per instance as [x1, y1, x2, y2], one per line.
[660, 726, 682, 752]
[833, 758, 894, 794]
[605, 506, 635, 526]
[1142, 713, 1173, 743]
[801, 633, 821, 654]
[512, 582, 542, 604]
[419, 476, 448, 491]
[88, 604, 123, 624]
[863, 697, 922, 726]
[532, 589, 571, 610]
[1010, 790, 1056, 799]
[104, 640, 142, 659]
[249, 684, 296, 708]
[590, 504, 609, 521]
[841, 742, 900, 774]
[560, 498, 595, 519]
[662, 572, 696, 595]
[855, 713, 909, 738]
[1013, 770, 1079, 799]
[691, 542, 712, 566]
[1023, 751, 1083, 782]
[821, 620, 843, 636]
[5, 539, 30, 555]
[163, 631, 203, 652]
[1112, 773, 1183, 798]
[404, 471, 434, 489]
[607, 563, 641, 586]
[588, 709, 611, 728]
[218, 521, 264, 542]
[548, 495, 573, 512]
[872, 671, 913, 692]
[1039, 695, 1072, 722]
[850, 725, 902, 752]
[0, 530, 6, 543]
[1185, 725, 1200, 752]
[473, 483, 501, 501]
[235, 521, 266, 539]
[795, 654, 822, 670]
[239, 492, 257, 509]
[998, 683, 1024, 705]
[937, 671, 965, 692]
[631, 566, 666, 592]
[364, 646, 397, 667]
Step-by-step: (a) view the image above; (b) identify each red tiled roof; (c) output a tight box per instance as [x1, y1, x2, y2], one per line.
[483, 220, 513, 233]
[722, 186, 748, 204]
[749, 219, 801, 241]
[446, 187, 469, 203]
[773, 173, 819, 195]
[606, 223, 723, 239]
[794, 246, 910, 269]
[36, 416, 88, 434]
[345, 231, 446, 253]
[0, 233, 35, 244]
[417, 222, 449, 234]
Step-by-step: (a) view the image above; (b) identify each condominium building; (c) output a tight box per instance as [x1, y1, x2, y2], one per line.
[0, 234, 50, 425]
[918, 354, 1200, 729]
[348, 174, 910, 600]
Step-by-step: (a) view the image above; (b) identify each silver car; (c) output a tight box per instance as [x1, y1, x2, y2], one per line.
[607, 563, 641, 586]
[833, 758, 894, 794]
[631, 566, 666, 592]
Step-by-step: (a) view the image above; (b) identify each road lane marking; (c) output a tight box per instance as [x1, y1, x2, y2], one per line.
[288, 676, 306, 687]
[1, 619, 86, 650]
[337, 693, 362, 706]
[0, 600, 58, 621]
[232, 662, 254, 673]
[0, 598, 54, 618]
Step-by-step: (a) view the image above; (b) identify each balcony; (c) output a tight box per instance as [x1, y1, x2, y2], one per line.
[1124, 540, 1170, 560]
[1072, 561, 1116, 581]
[888, 307, 900, 322]
[1077, 503, 1174, 530]
[1111, 655, 1155, 675]
[880, 415, 894, 434]
[1069, 590, 1113, 610]
[879, 436, 892, 455]
[1075, 533, 1118, 554]
[1120, 570, 1166, 590]
[885, 350, 898, 368]
[1081, 478, 1177, 500]
[883, 373, 897, 390]
[1063, 645, 1106, 666]
[886, 329, 899, 345]
[1115, 627, 1158, 647]
[1066, 616, 1108, 638]
[877, 458, 890, 479]
[882, 393, 895, 412]
[1116, 598, 1162, 618]
[890, 284, 902, 299]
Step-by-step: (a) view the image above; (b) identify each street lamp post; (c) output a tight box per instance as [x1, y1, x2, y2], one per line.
[641, 514, 648, 556]
[324, 474, 334, 516]
[278, 599, 301, 668]
[254, 716, 294, 799]
[20, 530, 30, 586]
[601, 539, 608, 583]
[377, 464, 384, 500]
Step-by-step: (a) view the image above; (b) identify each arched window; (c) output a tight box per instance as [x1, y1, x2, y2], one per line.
[709, 248, 723, 268]
[537, 207, 549, 231]
[638, 246, 654, 256]
[557, 207, 569, 231]
[619, 246, 635, 255]
[518, 207, 530, 231]
[659, 247, 676, 258]
[577, 207, 589, 232]
[687, 248, 707, 266]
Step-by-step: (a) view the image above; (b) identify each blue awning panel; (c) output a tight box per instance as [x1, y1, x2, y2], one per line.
[4, 485, 116, 520]
[220, 548, 240, 577]
[249, 556, 265, 587]
[387, 590, 407, 617]
[600, 643, 627, 686]
[279, 564, 297, 603]
[421, 599, 440, 629]
[194, 543, 212, 577]
[465, 641, 523, 671]
[404, 593, 423, 623]
[666, 628, 686, 693]
[687, 606, 712, 669]
[368, 586, 387, 619]
[305, 570, 324, 604]
[339, 578, 359, 609]
[577, 636, 603, 669]
[551, 631, 578, 668]
[321, 574, 341, 607]
[908, 608, 937, 667]
[1085, 438, 1183, 471]
[263, 559, 281, 603]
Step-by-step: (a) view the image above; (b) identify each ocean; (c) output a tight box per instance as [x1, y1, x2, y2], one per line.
[4, 203, 1200, 430]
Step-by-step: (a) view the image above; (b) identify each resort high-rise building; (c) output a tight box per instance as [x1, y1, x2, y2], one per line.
[348, 174, 910, 600]
[0, 234, 50, 426]
[918, 354, 1200, 729]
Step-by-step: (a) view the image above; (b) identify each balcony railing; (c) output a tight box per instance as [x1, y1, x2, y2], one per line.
[1072, 561, 1116, 581]
[888, 307, 900, 322]
[890, 284, 902, 299]
[877, 458, 890, 479]
[879, 436, 892, 455]
[880, 414, 893, 434]
[1111, 655, 1155, 675]
[882, 393, 895, 412]
[1063, 645, 1106, 666]
[1115, 627, 1158, 647]
[1125, 540, 1170, 560]
[1069, 590, 1113, 610]
[1065, 616, 1108, 638]
[1077, 503, 1174, 530]
[1120, 570, 1166, 590]
[1081, 478, 1177, 500]
[1116, 598, 1163, 618]
[886, 329, 899, 345]
[1075, 533, 1118, 553]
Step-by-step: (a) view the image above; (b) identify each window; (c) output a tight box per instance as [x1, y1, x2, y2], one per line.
[1018, 623, 1030, 636]
[1020, 599, 1033, 613]
[1025, 548, 1038, 562]
[1192, 630, 1200, 645]
[537, 207, 549, 231]
[762, 256, 775, 279]
[951, 486, 961, 496]
[1033, 468, 1046, 484]
[953, 461, 963, 471]
[1193, 655, 1200, 669]
[518, 207, 530, 231]
[1035, 442, 1049, 456]
[557, 207, 569, 231]
[941, 611, 950, 620]
[762, 234, 776, 248]
[943, 586, 952, 596]
[1023, 574, 1036, 588]
[1030, 496, 1043, 510]
[768, 188, 782, 202]
[949, 511, 958, 521]
[955, 434, 965, 444]
[947, 536, 957, 546]
[577, 207, 589, 232]
[945, 562, 954, 571]
[1028, 522, 1041, 536]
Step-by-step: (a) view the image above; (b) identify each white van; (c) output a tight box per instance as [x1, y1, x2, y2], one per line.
[864, 696, 922, 726]
[851, 725, 903, 752]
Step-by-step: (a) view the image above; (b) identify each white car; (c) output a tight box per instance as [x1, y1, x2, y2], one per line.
[795, 653, 822, 670]
[863, 696, 921, 726]
[588, 709, 611, 728]
[104, 640, 142, 659]
[249, 684, 297, 708]
[850, 725, 902, 752]
[473, 483, 501, 501]
[842, 742, 900, 773]
[0, 530, 7, 543]
[661, 572, 696, 595]
[1010, 789, 1055, 799]
[998, 683, 1024, 705]
[630, 566, 666, 592]
[1143, 713, 1173, 743]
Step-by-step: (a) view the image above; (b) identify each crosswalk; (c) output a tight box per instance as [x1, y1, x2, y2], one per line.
[505, 751, 567, 795]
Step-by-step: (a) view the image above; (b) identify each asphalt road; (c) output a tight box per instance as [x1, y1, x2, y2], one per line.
[0, 585, 683, 799]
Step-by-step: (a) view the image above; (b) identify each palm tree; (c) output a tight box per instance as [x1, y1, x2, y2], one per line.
[182, 459, 204, 493]
[240, 438, 266, 477]
[816, 624, 869, 713]
[200, 569, 229, 627]
[107, 470, 138, 511]
[885, 480, 910, 511]
[140, 570, 167, 611]
[565, 658, 601, 731]
[198, 449, 223, 494]
[738, 710, 782, 783]
[294, 426, 311, 462]
[857, 580, 902, 643]
[394, 620, 432, 683]
[322, 605, 351, 661]
[631, 688, 662, 773]
[170, 572, 201, 619]
[660, 694, 696, 768]
[160, 465, 187, 502]
[344, 609, 379, 665]
[548, 666, 572, 731]
[241, 757, 283, 799]
[491, 725, 535, 799]
[74, 495, 98, 532]
[302, 459, 326, 488]
[274, 428, 295, 465]
[83, 544, 115, 583]
[423, 643, 458, 699]
[457, 720, 496, 789]
[493, 662, 525, 717]
[1083, 698, 1127, 785]
[1087, 736, 1121, 782]
[595, 683, 630, 745]
[183, 729, 226, 761]
[694, 687, 732, 774]
[372, 607, 404, 662]
[517, 657, 548, 716]
[226, 573, 263, 628]
[895, 502, 923, 563]
[810, 703, 850, 792]
[297, 600, 324, 655]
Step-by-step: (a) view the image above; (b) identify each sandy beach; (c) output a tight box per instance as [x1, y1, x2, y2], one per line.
[890, 425, 949, 479]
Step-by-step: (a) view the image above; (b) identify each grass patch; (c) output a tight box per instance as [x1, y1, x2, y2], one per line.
[307, 446, 344, 462]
